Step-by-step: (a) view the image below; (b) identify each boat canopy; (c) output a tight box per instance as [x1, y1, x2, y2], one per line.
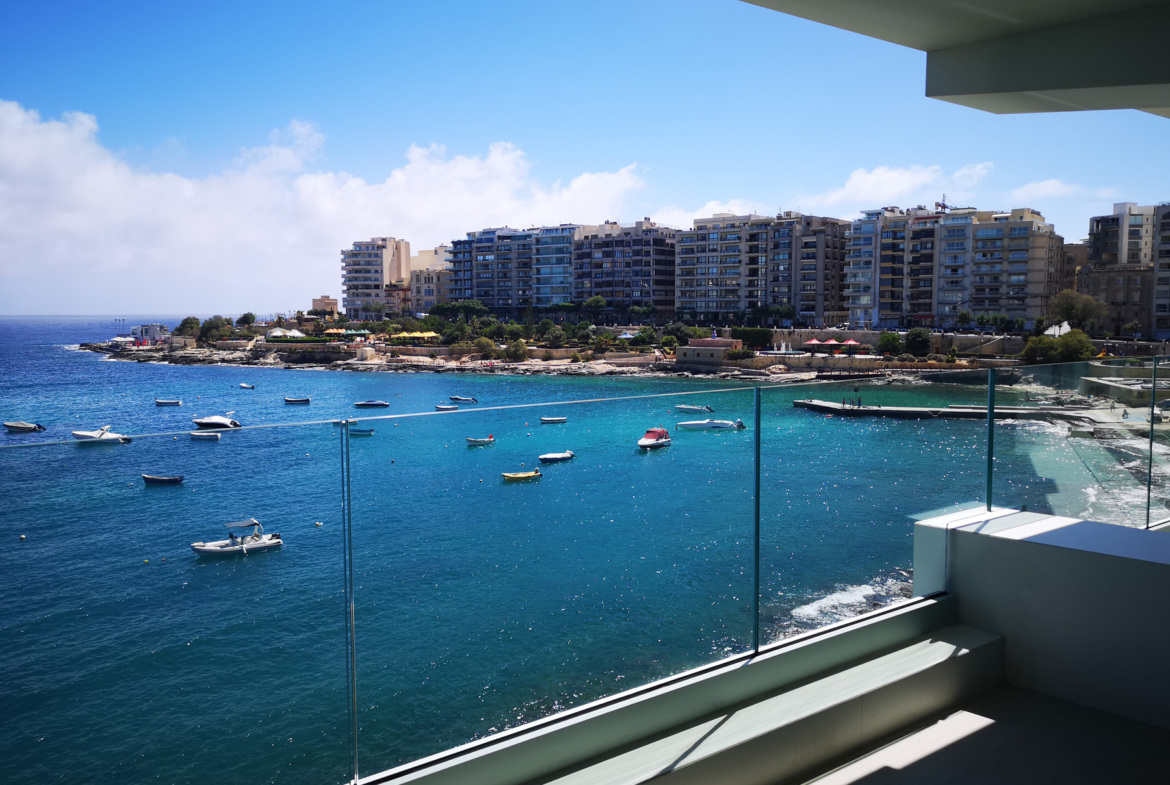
[225, 518, 261, 528]
[643, 428, 669, 439]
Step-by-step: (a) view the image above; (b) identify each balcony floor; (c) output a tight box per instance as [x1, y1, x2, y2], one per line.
[799, 686, 1170, 785]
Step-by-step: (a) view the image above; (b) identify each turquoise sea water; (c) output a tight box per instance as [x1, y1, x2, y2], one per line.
[0, 317, 1157, 784]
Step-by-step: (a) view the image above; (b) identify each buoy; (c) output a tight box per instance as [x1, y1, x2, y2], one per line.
[315, 522, 323, 527]
[143, 559, 149, 563]
[20, 534, 26, 540]
[173, 437, 177, 440]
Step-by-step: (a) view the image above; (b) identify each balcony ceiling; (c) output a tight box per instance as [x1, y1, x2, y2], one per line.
[743, 0, 1170, 117]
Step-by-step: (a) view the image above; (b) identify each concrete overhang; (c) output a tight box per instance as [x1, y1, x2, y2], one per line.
[743, 0, 1170, 117]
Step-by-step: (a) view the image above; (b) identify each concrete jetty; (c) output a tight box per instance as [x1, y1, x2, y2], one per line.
[793, 399, 1113, 424]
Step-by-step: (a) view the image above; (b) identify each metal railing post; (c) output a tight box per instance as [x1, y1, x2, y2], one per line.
[340, 421, 359, 782]
[753, 387, 762, 652]
[1148, 358, 1158, 529]
[986, 368, 996, 511]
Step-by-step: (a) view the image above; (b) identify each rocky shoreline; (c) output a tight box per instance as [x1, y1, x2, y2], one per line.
[75, 342, 821, 383]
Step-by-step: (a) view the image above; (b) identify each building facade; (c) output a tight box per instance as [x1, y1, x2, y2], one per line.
[447, 227, 536, 318]
[1153, 204, 1170, 340]
[1084, 203, 1156, 337]
[311, 295, 338, 315]
[573, 219, 675, 315]
[340, 237, 411, 318]
[410, 267, 451, 313]
[675, 212, 846, 326]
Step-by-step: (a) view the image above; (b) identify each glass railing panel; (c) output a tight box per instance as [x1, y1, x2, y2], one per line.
[0, 422, 350, 785]
[759, 374, 991, 642]
[347, 387, 757, 774]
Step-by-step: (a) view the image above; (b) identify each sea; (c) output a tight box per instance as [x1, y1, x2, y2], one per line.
[0, 315, 1161, 784]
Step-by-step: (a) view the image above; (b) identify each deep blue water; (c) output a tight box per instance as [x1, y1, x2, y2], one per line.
[0, 316, 1124, 783]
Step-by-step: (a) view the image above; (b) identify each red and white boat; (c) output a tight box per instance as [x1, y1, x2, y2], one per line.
[637, 427, 671, 449]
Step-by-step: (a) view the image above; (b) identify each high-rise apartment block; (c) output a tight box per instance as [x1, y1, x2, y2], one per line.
[1155, 204, 1170, 339]
[675, 212, 847, 326]
[1084, 202, 1156, 336]
[847, 206, 1064, 329]
[573, 219, 676, 314]
[340, 237, 411, 317]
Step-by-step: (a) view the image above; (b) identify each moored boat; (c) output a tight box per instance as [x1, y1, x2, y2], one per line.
[538, 450, 575, 463]
[284, 397, 311, 404]
[72, 426, 131, 444]
[675, 404, 714, 413]
[4, 421, 46, 433]
[449, 396, 478, 403]
[239, 383, 255, 389]
[676, 419, 746, 430]
[191, 518, 282, 555]
[637, 427, 671, 449]
[154, 399, 182, 406]
[466, 435, 495, 445]
[190, 431, 221, 441]
[192, 415, 241, 429]
[354, 400, 390, 408]
[540, 416, 567, 424]
[435, 404, 458, 411]
[502, 468, 542, 481]
[349, 428, 375, 436]
[142, 474, 184, 485]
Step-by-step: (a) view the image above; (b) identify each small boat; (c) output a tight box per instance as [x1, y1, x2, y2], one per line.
[540, 416, 567, 424]
[239, 383, 255, 389]
[467, 435, 495, 445]
[154, 399, 182, 406]
[192, 415, 241, 429]
[435, 404, 458, 411]
[449, 396, 478, 403]
[637, 427, 671, 449]
[676, 419, 746, 431]
[354, 400, 390, 408]
[502, 468, 542, 481]
[284, 397, 311, 404]
[191, 518, 282, 556]
[349, 428, 375, 436]
[72, 426, 131, 444]
[190, 431, 220, 441]
[4, 421, 46, 433]
[142, 474, 184, 485]
[539, 450, 575, 463]
[675, 404, 714, 413]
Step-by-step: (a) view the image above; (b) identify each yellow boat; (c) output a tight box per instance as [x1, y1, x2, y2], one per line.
[501, 468, 542, 481]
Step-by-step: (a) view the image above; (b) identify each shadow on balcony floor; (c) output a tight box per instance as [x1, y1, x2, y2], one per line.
[799, 686, 1170, 785]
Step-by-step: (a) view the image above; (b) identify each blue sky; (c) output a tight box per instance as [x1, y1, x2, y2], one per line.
[1, 0, 1166, 313]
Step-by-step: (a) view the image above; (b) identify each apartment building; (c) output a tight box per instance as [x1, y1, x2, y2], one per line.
[1084, 202, 1156, 336]
[339, 236, 411, 318]
[573, 219, 676, 314]
[844, 207, 908, 328]
[676, 212, 846, 325]
[448, 227, 556, 317]
[409, 245, 452, 313]
[535, 225, 583, 309]
[311, 295, 338, 315]
[1152, 204, 1170, 339]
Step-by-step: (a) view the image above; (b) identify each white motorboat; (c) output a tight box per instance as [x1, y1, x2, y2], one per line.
[191, 519, 282, 556]
[637, 427, 671, 449]
[4, 421, 46, 433]
[239, 383, 255, 389]
[72, 425, 131, 443]
[435, 404, 458, 411]
[676, 419, 746, 430]
[540, 416, 567, 424]
[466, 435, 495, 445]
[539, 450, 575, 463]
[192, 415, 241, 429]
[190, 431, 220, 441]
[284, 397, 311, 404]
[354, 400, 389, 408]
[675, 404, 714, 413]
[154, 399, 182, 406]
[449, 396, 478, 403]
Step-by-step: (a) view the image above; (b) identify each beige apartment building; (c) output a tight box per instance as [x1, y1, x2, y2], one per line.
[1084, 203, 1156, 337]
[311, 295, 338, 315]
[340, 236, 411, 318]
[409, 245, 452, 313]
[676, 212, 847, 326]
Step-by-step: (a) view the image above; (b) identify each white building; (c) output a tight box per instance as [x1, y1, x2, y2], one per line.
[340, 237, 411, 318]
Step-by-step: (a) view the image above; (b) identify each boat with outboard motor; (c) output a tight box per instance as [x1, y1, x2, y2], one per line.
[354, 400, 389, 408]
[540, 416, 567, 424]
[637, 427, 671, 449]
[191, 519, 282, 555]
[349, 428, 375, 436]
[675, 404, 714, 413]
[143, 474, 184, 485]
[239, 383, 254, 389]
[467, 435, 495, 445]
[676, 419, 746, 430]
[284, 397, 311, 404]
[435, 404, 458, 411]
[502, 468, 541, 481]
[154, 399, 182, 406]
[4, 421, 46, 433]
[72, 426, 132, 444]
[192, 415, 241, 429]
[449, 396, 478, 403]
[538, 450, 575, 463]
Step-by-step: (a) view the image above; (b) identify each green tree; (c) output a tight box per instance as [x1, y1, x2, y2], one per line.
[1046, 289, 1107, 330]
[174, 316, 201, 336]
[956, 311, 972, 328]
[523, 307, 536, 339]
[236, 312, 256, 327]
[544, 326, 566, 348]
[312, 321, 326, 337]
[1031, 317, 1047, 337]
[664, 322, 693, 346]
[905, 327, 932, 357]
[1122, 320, 1141, 338]
[770, 304, 796, 326]
[504, 340, 528, 361]
[730, 327, 773, 349]
[274, 315, 286, 327]
[474, 336, 495, 357]
[1056, 329, 1097, 361]
[1021, 329, 1096, 364]
[504, 323, 524, 342]
[590, 333, 612, 354]
[876, 331, 903, 355]
[198, 315, 232, 341]
[537, 318, 555, 338]
[583, 295, 606, 320]
[660, 335, 678, 350]
[336, 313, 350, 326]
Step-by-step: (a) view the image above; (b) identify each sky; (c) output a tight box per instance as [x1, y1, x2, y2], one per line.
[1, 0, 1167, 315]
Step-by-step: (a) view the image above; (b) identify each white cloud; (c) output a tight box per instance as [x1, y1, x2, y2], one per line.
[0, 101, 643, 314]
[951, 162, 993, 188]
[1009, 178, 1082, 203]
[799, 163, 995, 217]
[651, 199, 771, 229]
